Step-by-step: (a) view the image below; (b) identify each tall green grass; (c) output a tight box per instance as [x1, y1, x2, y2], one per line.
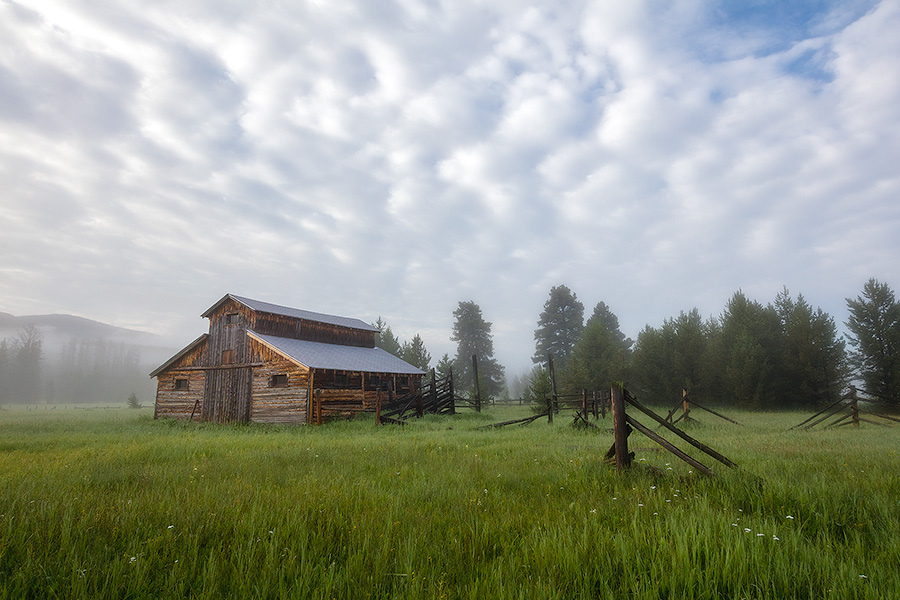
[1, 405, 898, 598]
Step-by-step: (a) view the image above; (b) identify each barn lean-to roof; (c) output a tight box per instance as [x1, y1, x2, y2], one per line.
[202, 294, 378, 333]
[247, 330, 424, 375]
[149, 333, 208, 378]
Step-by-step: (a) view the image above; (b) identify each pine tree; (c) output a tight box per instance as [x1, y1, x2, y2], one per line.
[533, 285, 584, 369]
[450, 301, 505, 399]
[400, 334, 432, 371]
[435, 354, 454, 379]
[372, 317, 402, 357]
[774, 289, 849, 407]
[846, 278, 900, 404]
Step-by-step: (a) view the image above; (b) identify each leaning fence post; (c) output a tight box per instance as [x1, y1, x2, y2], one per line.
[611, 385, 630, 471]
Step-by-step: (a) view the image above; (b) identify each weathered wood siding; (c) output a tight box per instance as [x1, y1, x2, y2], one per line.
[155, 370, 206, 420]
[249, 342, 309, 424]
[153, 339, 208, 420]
[202, 367, 252, 424]
[206, 298, 252, 366]
[251, 312, 375, 347]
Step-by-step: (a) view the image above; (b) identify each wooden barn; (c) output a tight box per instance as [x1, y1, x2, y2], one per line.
[151, 294, 424, 424]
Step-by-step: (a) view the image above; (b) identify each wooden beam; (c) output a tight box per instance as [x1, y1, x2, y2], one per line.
[625, 414, 715, 477]
[625, 392, 737, 468]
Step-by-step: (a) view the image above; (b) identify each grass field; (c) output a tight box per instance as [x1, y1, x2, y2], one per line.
[1, 403, 898, 599]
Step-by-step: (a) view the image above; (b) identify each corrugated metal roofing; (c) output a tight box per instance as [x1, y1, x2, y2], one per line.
[248, 330, 424, 375]
[203, 294, 378, 332]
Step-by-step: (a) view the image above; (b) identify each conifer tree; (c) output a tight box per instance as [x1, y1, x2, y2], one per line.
[450, 301, 504, 399]
[533, 285, 584, 369]
[846, 278, 900, 404]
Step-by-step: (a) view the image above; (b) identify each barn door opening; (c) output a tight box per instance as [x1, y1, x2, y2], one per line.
[202, 367, 252, 423]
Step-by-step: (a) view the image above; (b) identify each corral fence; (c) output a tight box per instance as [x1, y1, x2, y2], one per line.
[376, 368, 457, 425]
[789, 385, 900, 430]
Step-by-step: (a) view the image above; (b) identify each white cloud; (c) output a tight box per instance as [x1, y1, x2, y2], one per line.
[0, 0, 897, 373]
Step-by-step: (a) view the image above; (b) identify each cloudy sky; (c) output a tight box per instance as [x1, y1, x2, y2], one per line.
[1, 0, 898, 376]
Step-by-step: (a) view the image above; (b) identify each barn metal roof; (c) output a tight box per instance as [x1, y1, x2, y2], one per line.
[247, 330, 424, 375]
[202, 294, 378, 333]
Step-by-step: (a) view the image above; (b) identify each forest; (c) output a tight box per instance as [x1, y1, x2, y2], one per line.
[0, 325, 157, 405]
[510, 277, 900, 410]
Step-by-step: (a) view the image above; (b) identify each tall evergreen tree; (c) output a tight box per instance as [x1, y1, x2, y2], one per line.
[435, 353, 454, 380]
[533, 285, 584, 369]
[450, 301, 505, 399]
[632, 308, 708, 404]
[372, 316, 402, 357]
[716, 291, 781, 409]
[774, 289, 849, 407]
[845, 278, 900, 404]
[400, 334, 432, 372]
[564, 304, 632, 394]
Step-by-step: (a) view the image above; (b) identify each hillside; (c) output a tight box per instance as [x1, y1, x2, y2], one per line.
[0, 312, 180, 404]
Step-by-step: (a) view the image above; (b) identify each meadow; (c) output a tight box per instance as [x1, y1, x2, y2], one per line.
[1, 403, 898, 599]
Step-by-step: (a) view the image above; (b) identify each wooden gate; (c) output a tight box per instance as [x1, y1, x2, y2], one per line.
[202, 366, 252, 423]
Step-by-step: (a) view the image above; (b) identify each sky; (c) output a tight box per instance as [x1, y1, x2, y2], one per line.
[1, 0, 899, 378]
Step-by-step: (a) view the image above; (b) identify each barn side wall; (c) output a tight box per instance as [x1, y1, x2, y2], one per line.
[250, 343, 310, 424]
[155, 370, 206, 419]
[154, 339, 208, 420]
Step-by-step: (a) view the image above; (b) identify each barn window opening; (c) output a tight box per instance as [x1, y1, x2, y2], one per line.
[225, 312, 239, 326]
[222, 349, 235, 364]
[335, 373, 348, 386]
[270, 374, 288, 388]
[174, 378, 189, 391]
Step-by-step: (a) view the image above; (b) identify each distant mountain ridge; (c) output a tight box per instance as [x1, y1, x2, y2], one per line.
[0, 312, 160, 345]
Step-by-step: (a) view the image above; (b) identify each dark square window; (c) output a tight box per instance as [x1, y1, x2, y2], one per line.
[174, 378, 189, 391]
[225, 313, 239, 326]
[222, 349, 235, 364]
[270, 374, 288, 388]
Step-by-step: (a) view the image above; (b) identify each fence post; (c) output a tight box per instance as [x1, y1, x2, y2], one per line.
[448, 367, 456, 414]
[682, 389, 690, 421]
[611, 385, 630, 471]
[582, 389, 588, 420]
[546, 394, 553, 424]
[431, 368, 437, 412]
[592, 390, 599, 420]
[850, 385, 859, 427]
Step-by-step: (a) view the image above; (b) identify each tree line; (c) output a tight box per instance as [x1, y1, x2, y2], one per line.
[516, 278, 900, 410]
[0, 325, 154, 405]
